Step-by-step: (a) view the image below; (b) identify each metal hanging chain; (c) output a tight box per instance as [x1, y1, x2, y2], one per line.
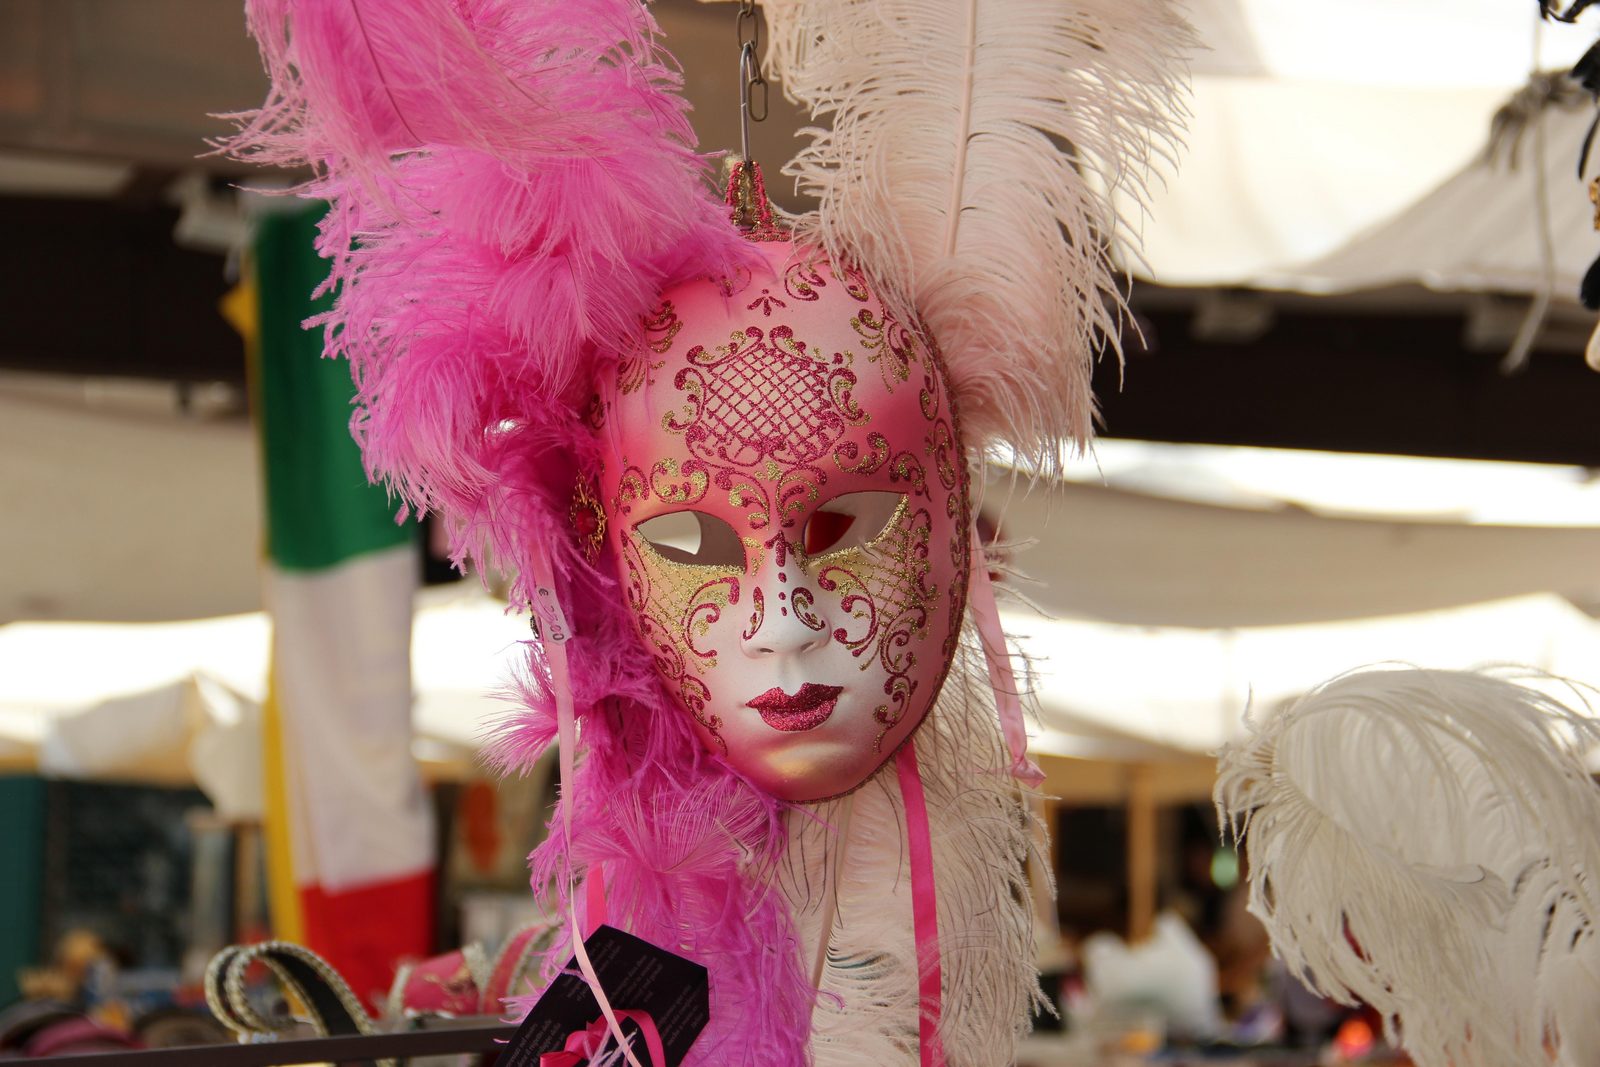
[727, 0, 781, 237]
[736, 0, 758, 51]
[736, 0, 768, 163]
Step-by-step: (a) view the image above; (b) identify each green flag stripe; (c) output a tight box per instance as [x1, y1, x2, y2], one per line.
[255, 206, 412, 571]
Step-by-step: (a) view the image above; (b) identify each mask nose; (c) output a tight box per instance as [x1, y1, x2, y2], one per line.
[740, 563, 830, 658]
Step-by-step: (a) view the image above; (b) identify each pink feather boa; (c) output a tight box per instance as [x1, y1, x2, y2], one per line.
[223, 1, 810, 1061]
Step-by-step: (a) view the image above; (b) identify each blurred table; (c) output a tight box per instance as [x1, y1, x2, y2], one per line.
[1016, 1035, 1331, 1067]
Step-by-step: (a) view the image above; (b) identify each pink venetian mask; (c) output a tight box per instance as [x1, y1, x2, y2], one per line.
[594, 238, 971, 802]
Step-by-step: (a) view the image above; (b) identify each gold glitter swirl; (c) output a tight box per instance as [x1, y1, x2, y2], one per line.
[828, 366, 866, 425]
[643, 300, 683, 354]
[631, 535, 743, 679]
[776, 466, 824, 529]
[743, 585, 765, 641]
[783, 259, 828, 302]
[741, 535, 767, 573]
[789, 586, 827, 633]
[678, 678, 724, 749]
[835, 431, 890, 475]
[623, 537, 727, 749]
[685, 575, 741, 665]
[890, 451, 928, 498]
[714, 265, 753, 299]
[613, 464, 649, 520]
[663, 369, 708, 436]
[872, 670, 917, 750]
[816, 562, 877, 652]
[650, 458, 710, 505]
[769, 325, 815, 363]
[839, 264, 872, 302]
[688, 328, 763, 369]
[928, 420, 960, 492]
[726, 481, 770, 531]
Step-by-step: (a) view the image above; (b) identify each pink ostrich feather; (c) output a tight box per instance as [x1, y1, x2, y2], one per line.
[222, 2, 810, 1063]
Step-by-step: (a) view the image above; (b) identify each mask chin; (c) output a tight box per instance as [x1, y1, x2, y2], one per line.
[597, 238, 970, 801]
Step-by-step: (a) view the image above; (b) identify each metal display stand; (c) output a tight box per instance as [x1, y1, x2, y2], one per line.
[8, 1019, 518, 1066]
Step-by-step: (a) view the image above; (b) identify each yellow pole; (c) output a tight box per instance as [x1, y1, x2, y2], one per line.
[260, 675, 306, 943]
[1127, 763, 1157, 943]
[223, 272, 305, 945]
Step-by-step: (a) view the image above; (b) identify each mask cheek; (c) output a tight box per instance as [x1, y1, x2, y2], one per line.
[815, 562, 878, 653]
[621, 533, 744, 750]
[682, 574, 741, 665]
[861, 508, 945, 727]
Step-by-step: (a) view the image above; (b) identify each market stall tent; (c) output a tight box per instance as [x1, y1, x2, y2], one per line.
[1019, 593, 1600, 758]
[7, 587, 1599, 804]
[1265, 92, 1597, 299]
[0, 587, 531, 806]
[10, 376, 1600, 800]
[1126, 0, 1595, 286]
[990, 443, 1600, 628]
[0, 375, 260, 624]
[13, 368, 1600, 631]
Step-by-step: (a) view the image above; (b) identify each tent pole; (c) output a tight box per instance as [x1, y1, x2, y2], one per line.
[1127, 762, 1156, 942]
[1029, 794, 1059, 939]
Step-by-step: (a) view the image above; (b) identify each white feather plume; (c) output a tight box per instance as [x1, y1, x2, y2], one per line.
[754, 0, 1192, 464]
[1215, 667, 1600, 1067]
[783, 632, 1042, 1065]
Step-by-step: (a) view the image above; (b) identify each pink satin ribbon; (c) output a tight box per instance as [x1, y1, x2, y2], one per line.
[967, 522, 1046, 787]
[529, 540, 644, 1067]
[583, 865, 608, 940]
[539, 1008, 666, 1067]
[895, 739, 946, 1067]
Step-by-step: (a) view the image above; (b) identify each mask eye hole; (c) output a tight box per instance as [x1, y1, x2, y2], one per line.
[634, 511, 746, 567]
[804, 491, 905, 556]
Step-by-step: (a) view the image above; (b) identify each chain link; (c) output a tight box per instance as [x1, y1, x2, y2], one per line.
[736, 0, 759, 50]
[735, 1, 768, 161]
[736, 1, 766, 123]
[741, 46, 768, 124]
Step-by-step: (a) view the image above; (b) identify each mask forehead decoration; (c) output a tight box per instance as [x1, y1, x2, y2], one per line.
[597, 238, 969, 801]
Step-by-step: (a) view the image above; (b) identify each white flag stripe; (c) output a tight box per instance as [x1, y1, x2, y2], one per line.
[265, 545, 433, 890]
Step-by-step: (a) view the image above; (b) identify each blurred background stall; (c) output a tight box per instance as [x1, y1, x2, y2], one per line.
[4, 0, 1600, 1063]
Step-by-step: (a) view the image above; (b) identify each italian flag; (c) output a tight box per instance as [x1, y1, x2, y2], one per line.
[241, 205, 436, 1007]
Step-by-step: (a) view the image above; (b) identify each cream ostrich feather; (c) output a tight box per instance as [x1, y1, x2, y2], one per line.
[782, 632, 1041, 1066]
[688, 4, 1185, 1055]
[753, 0, 1193, 464]
[1216, 668, 1600, 1067]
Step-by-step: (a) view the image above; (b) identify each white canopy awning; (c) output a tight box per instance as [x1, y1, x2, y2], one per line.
[1128, 0, 1596, 289]
[11, 378, 1600, 798]
[1263, 99, 1598, 299]
[1015, 593, 1600, 760]
[7, 584, 1600, 807]
[0, 586, 530, 809]
[0, 374, 262, 624]
[987, 446, 1600, 628]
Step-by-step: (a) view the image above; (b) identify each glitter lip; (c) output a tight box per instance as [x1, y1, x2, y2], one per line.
[746, 683, 844, 732]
